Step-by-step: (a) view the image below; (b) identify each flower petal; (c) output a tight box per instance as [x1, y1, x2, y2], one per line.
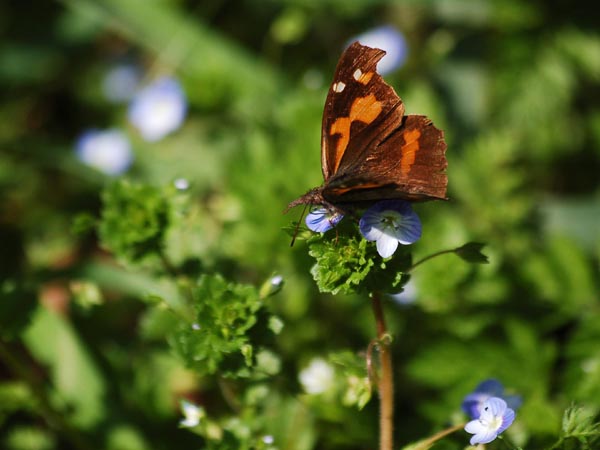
[376, 234, 399, 258]
[394, 210, 422, 244]
[305, 207, 343, 233]
[474, 379, 505, 395]
[359, 212, 384, 241]
[483, 397, 507, 419]
[128, 77, 187, 142]
[498, 406, 516, 435]
[75, 129, 133, 175]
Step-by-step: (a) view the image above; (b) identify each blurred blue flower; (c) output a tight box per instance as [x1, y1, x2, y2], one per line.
[306, 207, 344, 233]
[128, 76, 187, 142]
[174, 178, 190, 190]
[179, 399, 204, 428]
[462, 379, 522, 420]
[464, 397, 515, 445]
[75, 128, 133, 175]
[389, 279, 417, 306]
[102, 64, 142, 103]
[350, 26, 408, 75]
[359, 200, 421, 258]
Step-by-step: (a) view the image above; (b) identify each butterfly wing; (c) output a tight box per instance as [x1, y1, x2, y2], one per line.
[324, 115, 448, 202]
[321, 42, 447, 203]
[321, 42, 405, 181]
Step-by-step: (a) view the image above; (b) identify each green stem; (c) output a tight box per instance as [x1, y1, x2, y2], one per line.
[371, 292, 393, 450]
[409, 248, 457, 272]
[0, 340, 94, 450]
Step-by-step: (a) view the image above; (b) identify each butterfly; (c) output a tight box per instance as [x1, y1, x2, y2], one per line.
[287, 41, 448, 216]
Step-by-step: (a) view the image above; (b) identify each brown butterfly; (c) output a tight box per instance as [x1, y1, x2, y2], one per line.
[287, 42, 448, 216]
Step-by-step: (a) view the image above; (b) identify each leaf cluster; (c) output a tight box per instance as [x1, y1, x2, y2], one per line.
[98, 180, 172, 264]
[170, 274, 279, 379]
[307, 222, 411, 295]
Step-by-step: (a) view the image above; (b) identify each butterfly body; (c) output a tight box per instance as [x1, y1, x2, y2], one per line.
[288, 42, 448, 214]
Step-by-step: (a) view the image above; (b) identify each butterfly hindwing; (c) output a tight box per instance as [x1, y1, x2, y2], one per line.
[324, 115, 447, 202]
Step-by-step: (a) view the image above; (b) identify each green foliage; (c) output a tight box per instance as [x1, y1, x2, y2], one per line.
[99, 180, 172, 264]
[307, 224, 411, 295]
[0, 282, 37, 340]
[554, 406, 600, 450]
[1, 0, 599, 449]
[170, 274, 277, 378]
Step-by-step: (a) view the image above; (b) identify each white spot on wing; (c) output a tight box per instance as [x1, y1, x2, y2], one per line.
[333, 81, 346, 93]
[353, 68, 363, 81]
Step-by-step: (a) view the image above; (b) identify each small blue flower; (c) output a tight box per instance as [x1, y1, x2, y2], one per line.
[102, 64, 142, 103]
[359, 200, 421, 258]
[462, 379, 522, 420]
[75, 128, 133, 175]
[128, 76, 187, 142]
[350, 26, 408, 75]
[464, 397, 515, 445]
[305, 207, 344, 233]
[389, 280, 417, 306]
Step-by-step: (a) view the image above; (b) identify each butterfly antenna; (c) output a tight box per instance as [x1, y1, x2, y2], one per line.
[290, 203, 309, 247]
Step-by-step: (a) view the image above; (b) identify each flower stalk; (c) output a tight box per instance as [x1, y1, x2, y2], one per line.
[371, 291, 394, 450]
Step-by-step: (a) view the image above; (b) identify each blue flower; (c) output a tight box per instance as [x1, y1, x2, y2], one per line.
[464, 397, 515, 445]
[359, 200, 421, 258]
[305, 207, 344, 233]
[389, 279, 417, 306]
[462, 379, 522, 420]
[350, 26, 408, 75]
[128, 76, 187, 142]
[102, 64, 142, 103]
[75, 128, 133, 175]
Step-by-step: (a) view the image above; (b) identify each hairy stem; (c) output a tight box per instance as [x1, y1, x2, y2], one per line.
[411, 422, 467, 449]
[371, 292, 393, 450]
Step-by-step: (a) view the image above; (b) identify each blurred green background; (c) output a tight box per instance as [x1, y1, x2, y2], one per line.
[1, 0, 599, 449]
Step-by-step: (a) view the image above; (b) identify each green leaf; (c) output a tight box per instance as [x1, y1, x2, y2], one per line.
[23, 308, 106, 428]
[454, 242, 489, 264]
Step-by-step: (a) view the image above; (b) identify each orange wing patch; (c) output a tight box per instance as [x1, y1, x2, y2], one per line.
[329, 94, 382, 173]
[399, 128, 421, 176]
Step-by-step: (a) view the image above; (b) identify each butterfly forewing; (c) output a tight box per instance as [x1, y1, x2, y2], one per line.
[321, 42, 405, 181]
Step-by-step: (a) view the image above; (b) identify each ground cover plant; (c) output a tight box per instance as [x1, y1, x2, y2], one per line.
[1, 1, 599, 449]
